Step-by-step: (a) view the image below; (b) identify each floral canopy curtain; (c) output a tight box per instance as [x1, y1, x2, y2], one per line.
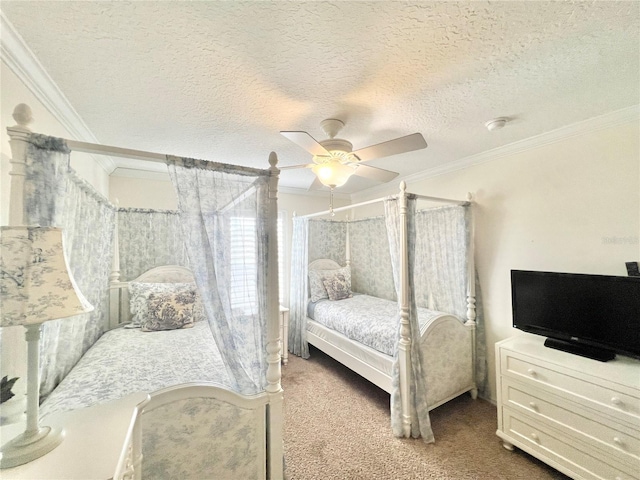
[288, 216, 310, 359]
[167, 156, 272, 395]
[384, 197, 434, 442]
[20, 134, 115, 398]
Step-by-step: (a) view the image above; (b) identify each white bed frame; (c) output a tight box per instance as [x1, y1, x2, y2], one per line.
[301, 183, 477, 436]
[5, 104, 284, 479]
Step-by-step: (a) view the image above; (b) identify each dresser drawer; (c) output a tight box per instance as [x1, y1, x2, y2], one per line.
[502, 408, 639, 480]
[501, 350, 640, 428]
[502, 379, 640, 466]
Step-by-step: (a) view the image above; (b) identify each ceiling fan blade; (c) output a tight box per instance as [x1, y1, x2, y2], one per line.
[353, 164, 399, 183]
[351, 133, 427, 162]
[281, 131, 330, 157]
[279, 163, 314, 170]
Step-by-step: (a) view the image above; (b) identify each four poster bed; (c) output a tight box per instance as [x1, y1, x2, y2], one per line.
[2, 104, 284, 479]
[289, 183, 484, 441]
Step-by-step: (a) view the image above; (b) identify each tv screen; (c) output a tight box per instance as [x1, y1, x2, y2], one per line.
[511, 270, 640, 361]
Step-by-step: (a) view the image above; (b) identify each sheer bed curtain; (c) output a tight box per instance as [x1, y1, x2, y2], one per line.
[22, 134, 115, 398]
[288, 217, 309, 358]
[384, 197, 434, 442]
[167, 156, 271, 395]
[414, 205, 487, 396]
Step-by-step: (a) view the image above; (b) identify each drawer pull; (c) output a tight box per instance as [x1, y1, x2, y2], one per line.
[527, 368, 537, 377]
[528, 402, 539, 411]
[611, 397, 623, 406]
[613, 436, 624, 446]
[530, 433, 539, 442]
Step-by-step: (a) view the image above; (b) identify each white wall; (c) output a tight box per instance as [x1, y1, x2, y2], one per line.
[352, 118, 640, 403]
[1, 62, 109, 225]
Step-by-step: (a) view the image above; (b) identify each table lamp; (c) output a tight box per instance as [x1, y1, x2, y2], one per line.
[0, 226, 94, 469]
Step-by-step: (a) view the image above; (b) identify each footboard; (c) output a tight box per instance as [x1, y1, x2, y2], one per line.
[132, 383, 270, 480]
[421, 315, 476, 410]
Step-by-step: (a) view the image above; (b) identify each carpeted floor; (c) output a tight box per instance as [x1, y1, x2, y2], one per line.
[281, 346, 569, 480]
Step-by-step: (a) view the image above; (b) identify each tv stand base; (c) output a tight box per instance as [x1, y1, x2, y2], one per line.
[543, 337, 615, 362]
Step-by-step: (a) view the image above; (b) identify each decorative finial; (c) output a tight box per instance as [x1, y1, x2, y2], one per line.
[12, 104, 33, 130]
[400, 181, 407, 192]
[466, 192, 473, 202]
[268, 151, 278, 168]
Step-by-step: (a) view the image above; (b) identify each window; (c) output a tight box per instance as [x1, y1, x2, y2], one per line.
[229, 214, 285, 313]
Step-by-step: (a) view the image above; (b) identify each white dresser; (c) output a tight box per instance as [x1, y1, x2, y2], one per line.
[496, 335, 640, 480]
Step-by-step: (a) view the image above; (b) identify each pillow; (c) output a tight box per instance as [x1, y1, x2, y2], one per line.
[128, 282, 205, 327]
[309, 266, 351, 302]
[140, 291, 196, 331]
[323, 273, 353, 301]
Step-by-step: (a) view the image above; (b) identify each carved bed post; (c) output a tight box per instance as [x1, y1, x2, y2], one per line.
[108, 199, 123, 331]
[265, 151, 284, 480]
[1, 104, 34, 424]
[465, 193, 478, 400]
[398, 181, 412, 437]
[345, 214, 351, 268]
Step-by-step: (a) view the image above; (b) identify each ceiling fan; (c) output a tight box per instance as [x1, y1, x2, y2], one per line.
[280, 119, 428, 190]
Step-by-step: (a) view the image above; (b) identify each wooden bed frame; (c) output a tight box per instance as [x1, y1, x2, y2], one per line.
[300, 182, 477, 435]
[4, 104, 284, 479]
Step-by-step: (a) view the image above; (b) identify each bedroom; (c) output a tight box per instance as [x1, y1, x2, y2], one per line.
[0, 1, 638, 479]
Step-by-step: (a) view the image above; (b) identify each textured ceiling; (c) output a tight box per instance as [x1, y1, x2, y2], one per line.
[2, 1, 639, 193]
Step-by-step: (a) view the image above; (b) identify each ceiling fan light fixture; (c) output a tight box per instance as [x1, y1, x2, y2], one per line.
[311, 159, 355, 187]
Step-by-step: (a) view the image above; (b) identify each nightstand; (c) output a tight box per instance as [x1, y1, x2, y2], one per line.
[279, 306, 289, 365]
[0, 392, 149, 480]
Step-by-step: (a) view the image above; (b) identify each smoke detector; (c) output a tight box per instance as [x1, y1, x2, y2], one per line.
[485, 117, 508, 131]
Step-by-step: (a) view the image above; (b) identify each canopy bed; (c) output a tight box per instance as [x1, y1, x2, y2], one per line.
[1, 104, 284, 479]
[288, 183, 487, 442]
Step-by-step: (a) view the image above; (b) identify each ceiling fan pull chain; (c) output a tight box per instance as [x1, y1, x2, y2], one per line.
[330, 187, 335, 217]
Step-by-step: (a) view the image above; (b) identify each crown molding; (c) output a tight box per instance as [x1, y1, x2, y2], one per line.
[1, 12, 116, 174]
[351, 105, 640, 202]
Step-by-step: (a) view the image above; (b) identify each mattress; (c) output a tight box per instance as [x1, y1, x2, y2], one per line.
[40, 322, 230, 418]
[308, 294, 445, 356]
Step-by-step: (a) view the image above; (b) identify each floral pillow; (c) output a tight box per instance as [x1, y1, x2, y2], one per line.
[128, 282, 205, 327]
[141, 291, 196, 331]
[323, 273, 353, 301]
[309, 266, 352, 302]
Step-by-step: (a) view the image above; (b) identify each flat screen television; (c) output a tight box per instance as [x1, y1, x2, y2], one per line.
[511, 270, 640, 361]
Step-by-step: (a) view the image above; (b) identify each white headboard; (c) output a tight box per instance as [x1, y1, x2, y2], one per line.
[108, 265, 195, 330]
[308, 259, 342, 271]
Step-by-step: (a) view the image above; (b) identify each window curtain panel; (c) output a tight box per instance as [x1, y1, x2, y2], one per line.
[348, 217, 396, 301]
[117, 208, 189, 281]
[384, 197, 434, 442]
[308, 219, 347, 264]
[413, 205, 488, 397]
[21, 134, 115, 398]
[288, 217, 310, 359]
[167, 156, 270, 395]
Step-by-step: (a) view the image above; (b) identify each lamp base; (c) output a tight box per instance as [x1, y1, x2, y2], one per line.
[0, 426, 64, 469]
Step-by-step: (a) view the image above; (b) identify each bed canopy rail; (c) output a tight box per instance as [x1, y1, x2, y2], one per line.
[5, 103, 284, 479]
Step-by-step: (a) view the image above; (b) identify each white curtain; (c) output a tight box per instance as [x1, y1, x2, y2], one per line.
[288, 217, 310, 358]
[414, 205, 487, 395]
[21, 134, 115, 398]
[167, 156, 271, 395]
[384, 197, 434, 442]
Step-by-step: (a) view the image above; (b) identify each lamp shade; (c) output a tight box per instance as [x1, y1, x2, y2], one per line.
[311, 160, 355, 188]
[0, 226, 93, 327]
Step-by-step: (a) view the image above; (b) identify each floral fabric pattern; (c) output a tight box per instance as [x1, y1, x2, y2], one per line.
[142, 396, 264, 480]
[21, 134, 115, 398]
[117, 209, 189, 281]
[308, 219, 347, 264]
[140, 291, 196, 331]
[349, 217, 396, 301]
[289, 217, 310, 358]
[311, 294, 441, 355]
[128, 282, 199, 327]
[323, 273, 353, 301]
[308, 266, 351, 302]
[40, 322, 231, 418]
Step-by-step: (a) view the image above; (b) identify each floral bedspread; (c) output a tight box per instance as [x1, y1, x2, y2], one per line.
[309, 294, 447, 356]
[40, 322, 230, 418]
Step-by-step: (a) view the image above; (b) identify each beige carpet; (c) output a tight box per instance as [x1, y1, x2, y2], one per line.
[281, 347, 569, 480]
